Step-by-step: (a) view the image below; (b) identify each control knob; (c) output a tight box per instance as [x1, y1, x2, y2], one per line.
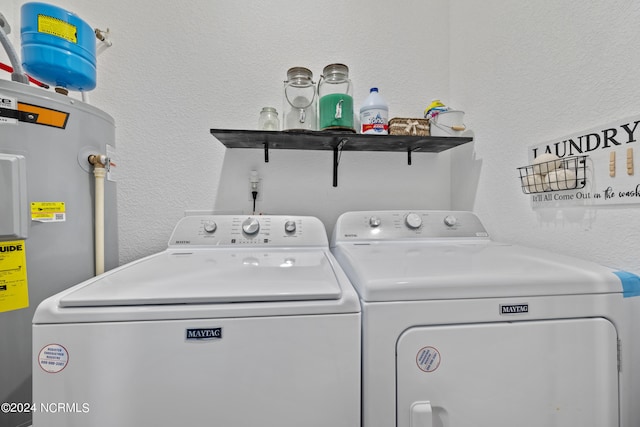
[369, 216, 381, 227]
[203, 221, 217, 233]
[242, 217, 260, 235]
[284, 220, 297, 233]
[405, 213, 423, 229]
[444, 215, 457, 227]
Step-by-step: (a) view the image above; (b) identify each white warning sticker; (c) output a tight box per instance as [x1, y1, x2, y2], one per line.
[0, 94, 17, 125]
[38, 344, 69, 373]
[106, 144, 117, 182]
[416, 346, 441, 373]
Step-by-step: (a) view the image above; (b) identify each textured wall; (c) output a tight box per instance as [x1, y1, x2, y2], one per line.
[2, 0, 639, 273]
[2, 0, 451, 264]
[449, 0, 640, 272]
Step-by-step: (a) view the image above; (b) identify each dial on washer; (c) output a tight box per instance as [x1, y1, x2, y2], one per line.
[285, 220, 296, 233]
[405, 213, 423, 229]
[203, 221, 217, 233]
[444, 215, 457, 227]
[242, 217, 260, 235]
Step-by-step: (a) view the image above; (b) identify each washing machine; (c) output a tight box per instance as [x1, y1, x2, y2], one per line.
[330, 210, 640, 427]
[32, 215, 361, 427]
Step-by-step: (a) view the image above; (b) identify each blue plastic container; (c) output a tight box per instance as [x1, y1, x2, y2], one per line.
[21, 2, 96, 91]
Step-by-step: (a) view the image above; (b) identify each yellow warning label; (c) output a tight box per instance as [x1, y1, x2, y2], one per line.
[31, 202, 66, 222]
[0, 240, 29, 313]
[37, 14, 77, 44]
[18, 102, 70, 129]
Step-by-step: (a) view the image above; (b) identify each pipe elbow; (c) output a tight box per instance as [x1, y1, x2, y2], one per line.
[88, 154, 108, 168]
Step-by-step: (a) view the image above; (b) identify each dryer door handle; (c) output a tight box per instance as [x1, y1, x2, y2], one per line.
[410, 401, 433, 427]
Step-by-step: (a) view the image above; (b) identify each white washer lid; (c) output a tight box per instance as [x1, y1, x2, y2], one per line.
[332, 241, 622, 301]
[60, 249, 342, 307]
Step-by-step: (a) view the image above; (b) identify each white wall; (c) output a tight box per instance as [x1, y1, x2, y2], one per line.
[2, 0, 451, 264]
[450, 0, 640, 272]
[2, 0, 639, 272]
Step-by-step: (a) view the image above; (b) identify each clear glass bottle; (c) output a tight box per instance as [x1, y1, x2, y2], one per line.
[258, 107, 279, 131]
[317, 63, 354, 131]
[283, 67, 316, 131]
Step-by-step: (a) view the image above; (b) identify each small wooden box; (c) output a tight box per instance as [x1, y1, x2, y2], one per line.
[388, 117, 430, 136]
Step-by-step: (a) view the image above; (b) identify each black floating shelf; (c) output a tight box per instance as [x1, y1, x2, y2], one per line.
[210, 129, 473, 187]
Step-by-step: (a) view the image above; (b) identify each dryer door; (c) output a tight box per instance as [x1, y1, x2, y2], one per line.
[397, 318, 618, 427]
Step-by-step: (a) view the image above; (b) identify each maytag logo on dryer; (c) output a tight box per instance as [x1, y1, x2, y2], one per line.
[186, 328, 222, 341]
[500, 304, 529, 315]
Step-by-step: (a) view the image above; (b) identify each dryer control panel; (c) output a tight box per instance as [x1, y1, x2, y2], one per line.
[332, 210, 490, 242]
[168, 215, 329, 247]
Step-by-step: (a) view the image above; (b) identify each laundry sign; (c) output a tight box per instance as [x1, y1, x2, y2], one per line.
[526, 114, 640, 208]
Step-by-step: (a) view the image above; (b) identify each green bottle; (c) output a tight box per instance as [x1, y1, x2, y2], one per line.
[318, 64, 354, 131]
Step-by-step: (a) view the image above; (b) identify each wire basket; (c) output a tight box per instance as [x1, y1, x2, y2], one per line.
[517, 155, 587, 194]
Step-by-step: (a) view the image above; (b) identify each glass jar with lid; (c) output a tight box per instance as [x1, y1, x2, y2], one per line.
[283, 67, 316, 131]
[258, 107, 279, 131]
[317, 63, 354, 131]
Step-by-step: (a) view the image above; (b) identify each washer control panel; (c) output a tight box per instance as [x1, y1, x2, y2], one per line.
[332, 211, 490, 242]
[169, 215, 328, 247]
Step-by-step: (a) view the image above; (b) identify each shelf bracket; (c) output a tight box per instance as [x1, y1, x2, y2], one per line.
[408, 147, 420, 165]
[264, 142, 269, 163]
[333, 139, 348, 187]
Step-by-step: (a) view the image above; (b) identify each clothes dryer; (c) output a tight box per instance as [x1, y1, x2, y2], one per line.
[33, 215, 361, 427]
[331, 210, 640, 427]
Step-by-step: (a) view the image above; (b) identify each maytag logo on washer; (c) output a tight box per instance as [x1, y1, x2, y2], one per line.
[186, 328, 222, 341]
[500, 304, 529, 315]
